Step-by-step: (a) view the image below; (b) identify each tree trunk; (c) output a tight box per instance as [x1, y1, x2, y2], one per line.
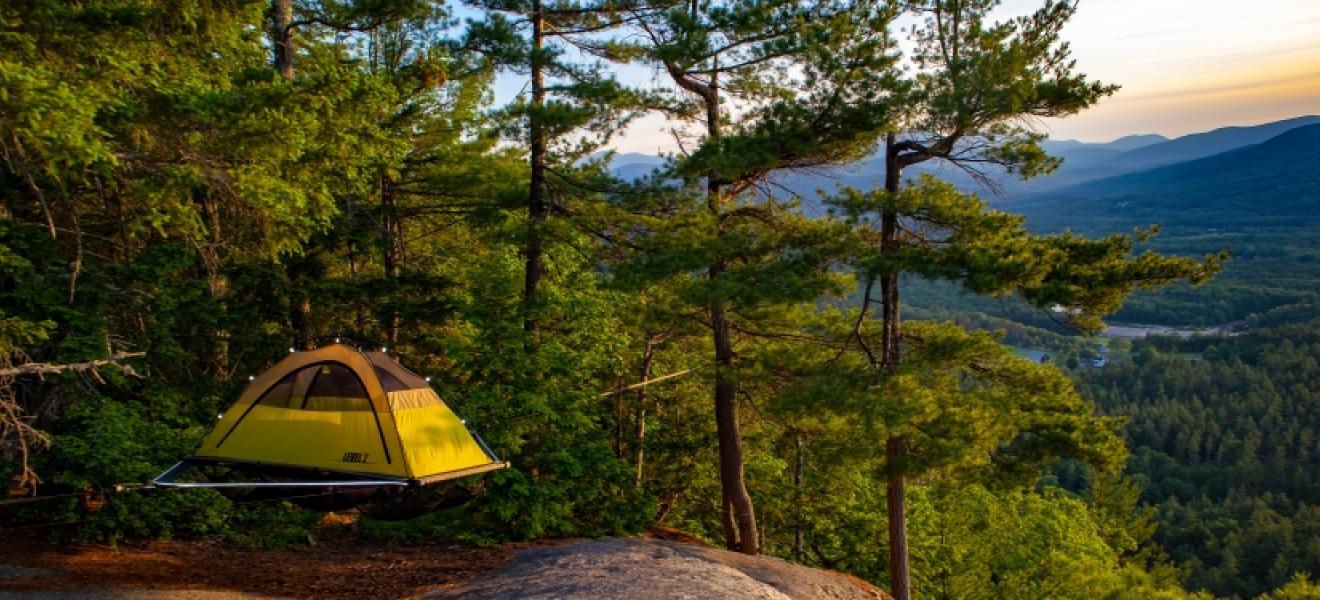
[4, 130, 57, 239]
[886, 438, 911, 600]
[712, 274, 759, 554]
[634, 341, 655, 489]
[269, 0, 309, 350]
[201, 194, 229, 378]
[793, 432, 805, 562]
[67, 201, 82, 303]
[522, 0, 548, 339]
[882, 132, 911, 600]
[381, 175, 402, 347]
[271, 0, 294, 81]
[290, 276, 313, 351]
[698, 63, 760, 554]
[613, 388, 626, 457]
[107, 186, 131, 266]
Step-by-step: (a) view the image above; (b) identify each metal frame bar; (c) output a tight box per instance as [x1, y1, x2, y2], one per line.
[471, 430, 502, 463]
[413, 461, 510, 485]
[151, 459, 409, 489]
[155, 479, 408, 489]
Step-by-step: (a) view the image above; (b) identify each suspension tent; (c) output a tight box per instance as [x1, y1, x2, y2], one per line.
[155, 344, 506, 489]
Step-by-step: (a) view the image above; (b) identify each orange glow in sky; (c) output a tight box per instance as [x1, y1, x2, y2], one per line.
[1032, 0, 1320, 142]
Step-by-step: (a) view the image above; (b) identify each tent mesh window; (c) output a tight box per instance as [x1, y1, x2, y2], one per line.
[366, 352, 429, 390]
[373, 367, 410, 392]
[256, 362, 371, 411]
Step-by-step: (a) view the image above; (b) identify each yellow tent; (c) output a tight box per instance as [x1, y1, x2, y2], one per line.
[167, 344, 506, 486]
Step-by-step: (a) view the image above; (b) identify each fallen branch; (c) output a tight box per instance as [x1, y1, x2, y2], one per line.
[0, 352, 145, 380]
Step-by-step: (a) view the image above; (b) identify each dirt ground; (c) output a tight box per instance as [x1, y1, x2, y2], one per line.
[0, 530, 523, 599]
[0, 530, 888, 600]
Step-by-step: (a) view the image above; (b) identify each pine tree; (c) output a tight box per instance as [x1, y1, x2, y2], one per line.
[801, 2, 1224, 596]
[462, 0, 653, 342]
[617, 0, 904, 554]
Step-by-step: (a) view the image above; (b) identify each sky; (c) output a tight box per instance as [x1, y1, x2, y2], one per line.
[491, 0, 1320, 154]
[1019, 0, 1320, 144]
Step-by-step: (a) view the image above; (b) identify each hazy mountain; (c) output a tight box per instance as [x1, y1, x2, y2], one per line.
[610, 153, 668, 181]
[1008, 123, 1320, 233]
[1109, 115, 1320, 171]
[1099, 134, 1170, 152]
[608, 152, 667, 168]
[992, 118, 1316, 194]
[1043, 133, 1167, 154]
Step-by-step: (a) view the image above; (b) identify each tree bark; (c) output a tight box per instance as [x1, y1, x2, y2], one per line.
[271, 0, 294, 81]
[712, 285, 759, 553]
[882, 131, 911, 600]
[613, 386, 626, 458]
[886, 438, 911, 600]
[3, 130, 56, 239]
[290, 279, 313, 350]
[793, 432, 805, 562]
[268, 0, 311, 350]
[381, 175, 402, 347]
[698, 62, 760, 555]
[634, 340, 655, 488]
[660, 30, 759, 554]
[522, 0, 548, 340]
[67, 201, 82, 303]
[201, 193, 229, 378]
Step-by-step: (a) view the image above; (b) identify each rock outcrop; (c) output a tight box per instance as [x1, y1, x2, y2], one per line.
[429, 537, 890, 600]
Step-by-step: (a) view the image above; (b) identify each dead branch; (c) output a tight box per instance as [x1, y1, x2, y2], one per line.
[0, 352, 145, 380]
[599, 368, 696, 397]
[1, 351, 144, 495]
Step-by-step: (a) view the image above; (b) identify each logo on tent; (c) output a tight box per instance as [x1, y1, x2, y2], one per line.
[342, 452, 370, 464]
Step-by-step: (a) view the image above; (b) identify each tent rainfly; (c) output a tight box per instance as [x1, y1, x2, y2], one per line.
[155, 344, 507, 488]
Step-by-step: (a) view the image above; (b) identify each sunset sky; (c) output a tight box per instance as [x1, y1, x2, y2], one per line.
[1020, 0, 1320, 143]
[500, 0, 1320, 153]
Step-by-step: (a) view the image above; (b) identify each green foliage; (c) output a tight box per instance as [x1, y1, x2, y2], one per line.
[760, 475, 1205, 599]
[1070, 306, 1320, 598]
[1260, 574, 1320, 600]
[831, 176, 1220, 333]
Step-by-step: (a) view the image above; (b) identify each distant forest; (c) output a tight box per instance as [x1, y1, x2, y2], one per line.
[1069, 305, 1320, 598]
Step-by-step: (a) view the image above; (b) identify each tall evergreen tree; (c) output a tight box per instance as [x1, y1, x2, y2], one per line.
[462, 0, 651, 341]
[822, 0, 1223, 592]
[257, 0, 437, 349]
[825, 175, 1219, 599]
[618, 0, 904, 553]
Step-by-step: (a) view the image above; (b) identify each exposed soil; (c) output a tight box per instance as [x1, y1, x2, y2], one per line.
[0, 530, 524, 599]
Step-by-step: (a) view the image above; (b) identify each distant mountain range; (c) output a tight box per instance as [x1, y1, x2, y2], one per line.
[1106, 115, 1320, 171]
[599, 115, 1320, 233]
[1007, 123, 1320, 233]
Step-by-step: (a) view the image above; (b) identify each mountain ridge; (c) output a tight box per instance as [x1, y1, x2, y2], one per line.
[1007, 123, 1320, 233]
[1110, 115, 1320, 170]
